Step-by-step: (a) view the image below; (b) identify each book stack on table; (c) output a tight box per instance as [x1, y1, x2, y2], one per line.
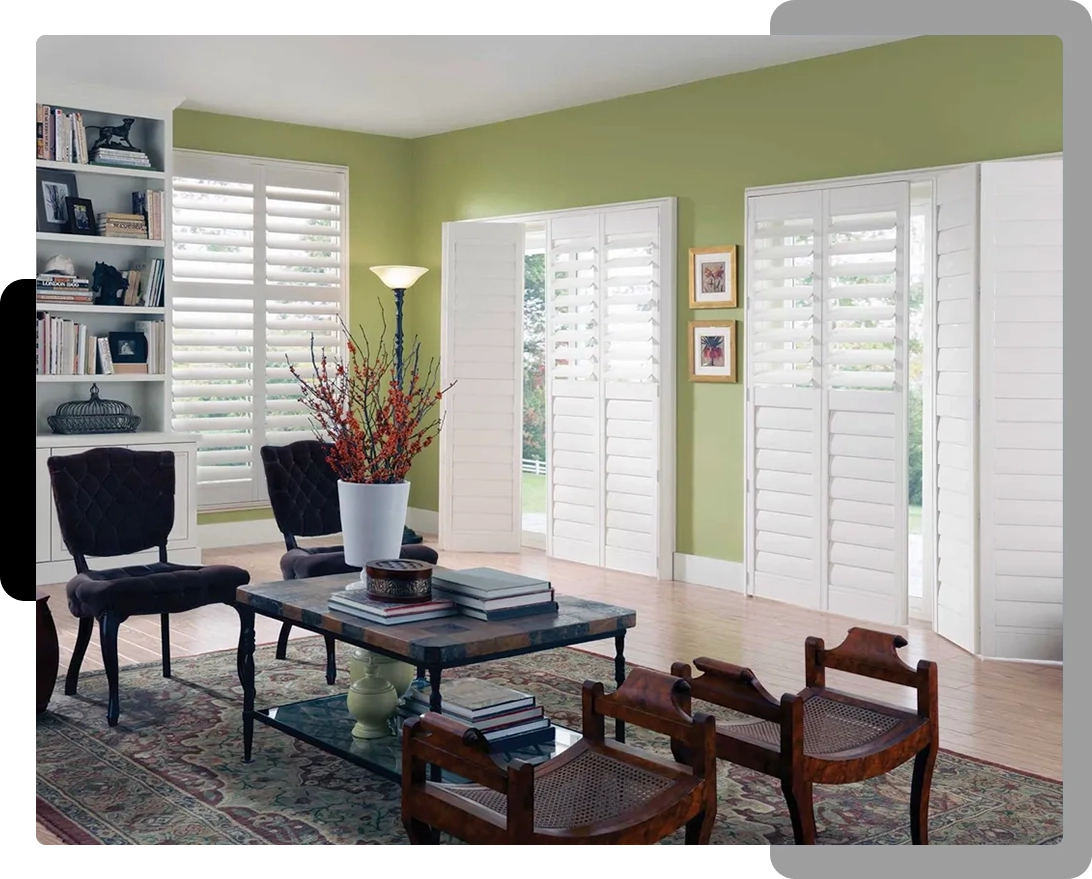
[403, 677, 556, 753]
[431, 567, 558, 622]
[328, 590, 456, 625]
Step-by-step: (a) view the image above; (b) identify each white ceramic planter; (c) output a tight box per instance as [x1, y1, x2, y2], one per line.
[337, 479, 411, 581]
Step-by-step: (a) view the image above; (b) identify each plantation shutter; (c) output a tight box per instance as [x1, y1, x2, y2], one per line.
[439, 221, 525, 552]
[823, 182, 909, 626]
[745, 190, 824, 609]
[172, 151, 346, 508]
[172, 153, 260, 506]
[263, 165, 344, 449]
[933, 165, 980, 653]
[545, 213, 602, 567]
[978, 157, 1063, 661]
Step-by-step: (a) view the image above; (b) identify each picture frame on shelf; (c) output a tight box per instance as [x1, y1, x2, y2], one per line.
[36, 169, 79, 233]
[688, 245, 738, 309]
[62, 197, 96, 236]
[688, 319, 737, 383]
[108, 331, 148, 365]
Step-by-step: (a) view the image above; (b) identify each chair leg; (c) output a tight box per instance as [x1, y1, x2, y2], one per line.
[65, 617, 94, 696]
[404, 818, 440, 844]
[685, 809, 715, 845]
[160, 613, 171, 678]
[275, 622, 292, 660]
[324, 635, 337, 685]
[98, 612, 124, 727]
[911, 741, 938, 844]
[781, 778, 817, 845]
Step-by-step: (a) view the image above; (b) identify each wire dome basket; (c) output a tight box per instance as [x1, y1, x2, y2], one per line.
[47, 383, 142, 434]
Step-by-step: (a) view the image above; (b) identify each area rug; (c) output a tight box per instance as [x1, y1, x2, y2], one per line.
[36, 638, 1062, 845]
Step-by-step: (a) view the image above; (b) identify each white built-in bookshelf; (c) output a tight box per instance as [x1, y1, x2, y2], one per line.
[35, 83, 200, 585]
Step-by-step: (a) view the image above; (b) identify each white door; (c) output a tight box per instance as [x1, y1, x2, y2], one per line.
[544, 203, 673, 578]
[978, 157, 1063, 661]
[933, 165, 980, 653]
[439, 221, 526, 552]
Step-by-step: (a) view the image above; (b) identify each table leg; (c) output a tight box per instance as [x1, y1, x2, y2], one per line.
[235, 605, 256, 763]
[614, 632, 626, 743]
[428, 665, 443, 782]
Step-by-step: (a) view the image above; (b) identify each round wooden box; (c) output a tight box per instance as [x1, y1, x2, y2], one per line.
[365, 559, 435, 603]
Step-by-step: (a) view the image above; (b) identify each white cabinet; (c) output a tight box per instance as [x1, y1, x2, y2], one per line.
[36, 433, 201, 585]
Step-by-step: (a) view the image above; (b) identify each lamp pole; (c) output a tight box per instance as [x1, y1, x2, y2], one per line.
[393, 286, 406, 389]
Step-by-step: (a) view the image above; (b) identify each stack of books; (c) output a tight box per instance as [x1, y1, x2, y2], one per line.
[135, 320, 166, 374]
[328, 590, 457, 626]
[403, 678, 556, 753]
[91, 147, 152, 169]
[131, 190, 164, 241]
[431, 568, 558, 622]
[141, 258, 166, 308]
[37, 105, 88, 164]
[36, 273, 92, 304]
[97, 212, 148, 239]
[36, 312, 101, 375]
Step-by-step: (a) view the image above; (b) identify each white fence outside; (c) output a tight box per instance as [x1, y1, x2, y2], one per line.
[521, 458, 546, 476]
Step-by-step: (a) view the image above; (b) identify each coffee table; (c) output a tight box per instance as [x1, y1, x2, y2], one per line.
[235, 572, 637, 782]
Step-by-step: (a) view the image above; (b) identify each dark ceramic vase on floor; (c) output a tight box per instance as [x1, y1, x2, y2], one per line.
[36, 591, 59, 714]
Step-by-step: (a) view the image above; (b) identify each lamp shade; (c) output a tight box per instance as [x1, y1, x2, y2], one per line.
[369, 265, 428, 290]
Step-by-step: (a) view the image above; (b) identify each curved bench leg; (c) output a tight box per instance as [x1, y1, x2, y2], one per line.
[65, 617, 93, 696]
[404, 818, 439, 844]
[911, 741, 938, 844]
[685, 809, 715, 844]
[781, 778, 817, 845]
[275, 621, 292, 660]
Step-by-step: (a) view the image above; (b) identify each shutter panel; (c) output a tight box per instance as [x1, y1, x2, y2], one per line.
[746, 191, 823, 608]
[933, 165, 980, 653]
[823, 182, 909, 626]
[439, 221, 525, 552]
[546, 213, 602, 566]
[979, 158, 1063, 661]
[262, 169, 345, 458]
[172, 156, 259, 506]
[603, 207, 662, 576]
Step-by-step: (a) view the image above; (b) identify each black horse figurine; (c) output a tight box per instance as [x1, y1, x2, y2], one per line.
[91, 262, 129, 306]
[86, 118, 140, 153]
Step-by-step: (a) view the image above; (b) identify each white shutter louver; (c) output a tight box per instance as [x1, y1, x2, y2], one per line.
[978, 157, 1063, 662]
[171, 152, 347, 508]
[746, 191, 823, 608]
[823, 183, 908, 625]
[933, 165, 980, 653]
[439, 221, 525, 552]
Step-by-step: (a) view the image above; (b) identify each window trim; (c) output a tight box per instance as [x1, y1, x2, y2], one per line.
[171, 149, 350, 513]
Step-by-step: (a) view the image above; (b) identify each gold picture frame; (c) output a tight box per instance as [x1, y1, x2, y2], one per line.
[688, 320, 737, 383]
[688, 245, 738, 309]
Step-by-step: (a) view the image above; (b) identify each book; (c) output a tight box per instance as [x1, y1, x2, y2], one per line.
[329, 607, 457, 626]
[112, 363, 149, 374]
[328, 591, 455, 617]
[457, 601, 560, 622]
[405, 678, 536, 721]
[97, 337, 114, 375]
[480, 717, 552, 741]
[430, 567, 553, 601]
[485, 725, 556, 754]
[432, 587, 556, 612]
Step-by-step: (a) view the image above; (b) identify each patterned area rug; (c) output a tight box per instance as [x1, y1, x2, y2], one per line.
[36, 639, 1062, 845]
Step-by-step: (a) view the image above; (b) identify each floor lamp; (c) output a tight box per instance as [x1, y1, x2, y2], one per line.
[369, 265, 429, 545]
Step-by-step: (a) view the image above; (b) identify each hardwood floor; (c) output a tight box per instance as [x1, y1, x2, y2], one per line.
[37, 540, 1062, 842]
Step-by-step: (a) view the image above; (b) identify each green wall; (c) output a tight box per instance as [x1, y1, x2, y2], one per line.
[406, 35, 1062, 562]
[178, 37, 1061, 554]
[173, 110, 415, 525]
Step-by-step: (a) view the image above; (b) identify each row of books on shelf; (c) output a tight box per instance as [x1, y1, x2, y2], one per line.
[327, 568, 559, 627]
[130, 190, 164, 240]
[36, 104, 155, 169]
[36, 315, 164, 376]
[399, 678, 555, 753]
[35, 260, 164, 308]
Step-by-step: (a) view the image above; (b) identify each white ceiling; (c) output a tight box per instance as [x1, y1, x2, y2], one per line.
[37, 36, 903, 138]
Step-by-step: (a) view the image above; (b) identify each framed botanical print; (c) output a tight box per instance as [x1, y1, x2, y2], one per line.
[688, 320, 737, 383]
[688, 245, 737, 309]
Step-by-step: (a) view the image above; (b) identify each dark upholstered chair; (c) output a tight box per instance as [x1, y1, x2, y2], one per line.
[48, 447, 250, 727]
[259, 441, 439, 684]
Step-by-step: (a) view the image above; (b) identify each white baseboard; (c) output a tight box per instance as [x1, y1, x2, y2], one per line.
[406, 507, 438, 538]
[672, 553, 745, 593]
[198, 516, 283, 549]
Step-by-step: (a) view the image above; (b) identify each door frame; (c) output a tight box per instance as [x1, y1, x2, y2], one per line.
[444, 197, 678, 580]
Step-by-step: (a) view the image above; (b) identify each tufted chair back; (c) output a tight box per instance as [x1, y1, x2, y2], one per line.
[260, 441, 342, 547]
[48, 447, 176, 572]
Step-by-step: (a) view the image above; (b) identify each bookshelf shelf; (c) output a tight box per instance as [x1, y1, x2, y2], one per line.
[36, 374, 166, 383]
[36, 159, 165, 180]
[34, 303, 166, 315]
[36, 232, 165, 248]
